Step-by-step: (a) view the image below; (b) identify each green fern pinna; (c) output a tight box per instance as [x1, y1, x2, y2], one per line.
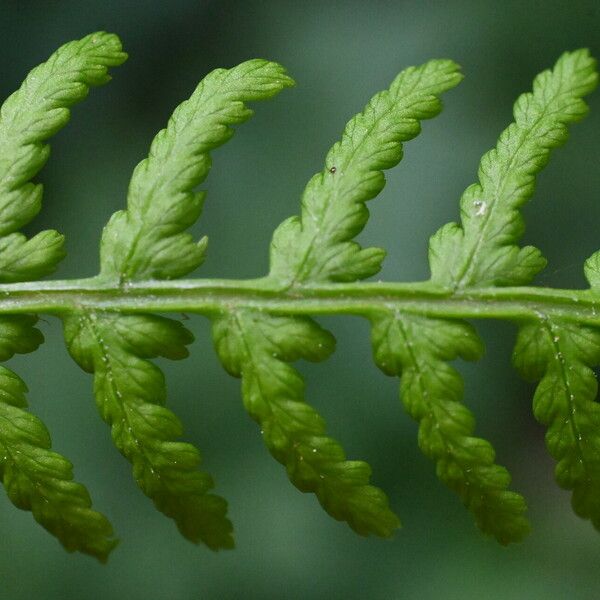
[0, 31, 597, 561]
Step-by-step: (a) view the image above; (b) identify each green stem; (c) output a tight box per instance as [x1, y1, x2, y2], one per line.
[0, 276, 597, 324]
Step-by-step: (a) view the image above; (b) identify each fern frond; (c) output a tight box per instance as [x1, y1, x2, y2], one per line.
[100, 59, 294, 281]
[0, 36, 598, 558]
[63, 312, 233, 550]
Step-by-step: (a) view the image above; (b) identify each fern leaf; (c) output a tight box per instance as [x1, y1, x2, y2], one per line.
[0, 315, 116, 561]
[209, 60, 461, 536]
[0, 32, 125, 558]
[63, 312, 233, 550]
[77, 59, 296, 549]
[371, 313, 530, 543]
[269, 59, 462, 285]
[509, 253, 600, 529]
[265, 56, 528, 541]
[100, 59, 294, 281]
[0, 32, 127, 281]
[513, 318, 600, 528]
[387, 48, 598, 542]
[429, 49, 598, 289]
[213, 311, 400, 537]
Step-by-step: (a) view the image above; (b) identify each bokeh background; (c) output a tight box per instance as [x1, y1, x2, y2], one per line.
[0, 1, 599, 598]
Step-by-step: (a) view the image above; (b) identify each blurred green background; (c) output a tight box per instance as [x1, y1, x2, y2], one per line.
[0, 1, 599, 599]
